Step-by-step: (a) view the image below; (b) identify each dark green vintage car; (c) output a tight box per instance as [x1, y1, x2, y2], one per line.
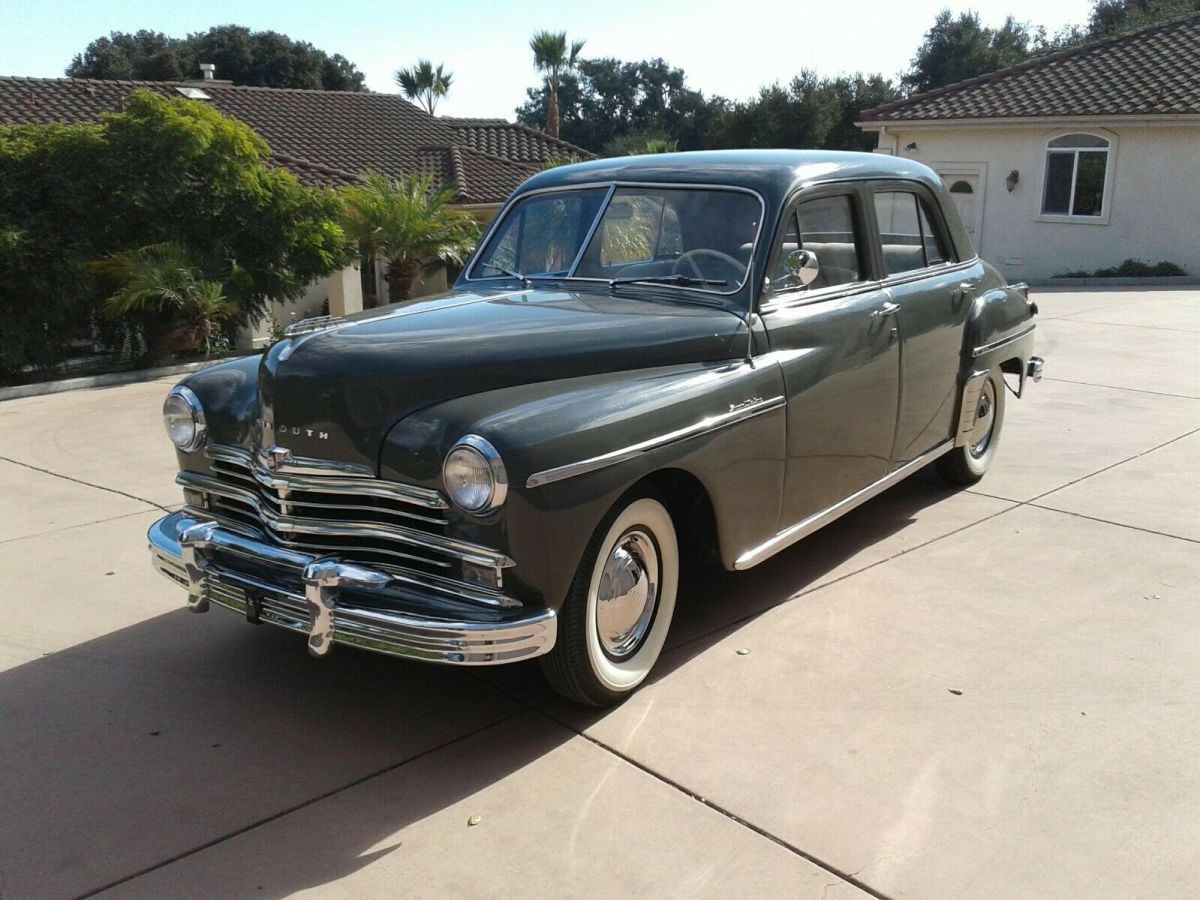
[150, 150, 1043, 705]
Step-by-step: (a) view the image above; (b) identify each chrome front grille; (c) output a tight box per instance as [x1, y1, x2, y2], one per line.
[177, 445, 514, 603]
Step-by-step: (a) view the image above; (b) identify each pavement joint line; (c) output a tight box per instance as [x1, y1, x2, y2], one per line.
[663, 501, 1022, 660]
[1039, 376, 1200, 401]
[0, 508, 162, 546]
[71, 705, 532, 900]
[1037, 315, 1199, 335]
[1028, 425, 1200, 503]
[0, 455, 173, 513]
[1025, 502, 1200, 545]
[531, 705, 895, 900]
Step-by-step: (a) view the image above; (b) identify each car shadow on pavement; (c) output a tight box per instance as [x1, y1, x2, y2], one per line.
[0, 474, 960, 898]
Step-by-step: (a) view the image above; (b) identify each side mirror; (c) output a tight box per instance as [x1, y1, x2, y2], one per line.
[785, 248, 819, 287]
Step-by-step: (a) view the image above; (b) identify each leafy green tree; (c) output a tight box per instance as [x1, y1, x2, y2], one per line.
[341, 173, 478, 303]
[0, 90, 350, 375]
[67, 25, 366, 90]
[1084, 0, 1199, 37]
[394, 60, 454, 114]
[704, 71, 899, 152]
[517, 57, 727, 153]
[902, 11, 1036, 94]
[92, 243, 238, 357]
[529, 30, 585, 138]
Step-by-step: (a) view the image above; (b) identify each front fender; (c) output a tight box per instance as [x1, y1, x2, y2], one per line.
[381, 361, 787, 607]
[174, 354, 262, 466]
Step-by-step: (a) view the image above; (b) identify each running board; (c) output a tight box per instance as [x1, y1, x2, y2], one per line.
[733, 440, 954, 570]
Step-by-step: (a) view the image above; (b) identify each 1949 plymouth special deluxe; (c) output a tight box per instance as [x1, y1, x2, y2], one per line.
[149, 150, 1043, 705]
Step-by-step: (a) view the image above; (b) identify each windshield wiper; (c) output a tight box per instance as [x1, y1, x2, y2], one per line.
[480, 263, 532, 286]
[608, 274, 728, 289]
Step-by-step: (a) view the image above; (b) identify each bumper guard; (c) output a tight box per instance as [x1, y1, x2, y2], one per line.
[149, 511, 556, 665]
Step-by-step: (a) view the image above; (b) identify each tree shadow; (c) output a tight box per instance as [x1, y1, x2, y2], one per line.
[0, 474, 961, 898]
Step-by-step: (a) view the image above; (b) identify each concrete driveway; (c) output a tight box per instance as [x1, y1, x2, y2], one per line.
[2, 288, 1197, 899]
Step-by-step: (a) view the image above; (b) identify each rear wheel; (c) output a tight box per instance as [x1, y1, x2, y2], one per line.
[937, 368, 1006, 485]
[540, 493, 679, 706]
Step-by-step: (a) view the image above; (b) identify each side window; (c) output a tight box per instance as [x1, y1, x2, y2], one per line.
[874, 190, 950, 275]
[770, 194, 861, 294]
[916, 199, 950, 265]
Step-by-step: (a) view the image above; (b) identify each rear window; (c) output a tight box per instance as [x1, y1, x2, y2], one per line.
[873, 191, 952, 275]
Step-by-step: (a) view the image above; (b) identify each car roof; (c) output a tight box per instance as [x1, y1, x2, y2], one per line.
[517, 149, 942, 203]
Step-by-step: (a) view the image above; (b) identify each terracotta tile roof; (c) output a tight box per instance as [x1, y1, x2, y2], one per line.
[0, 76, 542, 203]
[861, 14, 1200, 122]
[445, 117, 594, 163]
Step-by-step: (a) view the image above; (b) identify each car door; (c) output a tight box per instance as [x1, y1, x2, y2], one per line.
[869, 183, 982, 463]
[759, 185, 901, 529]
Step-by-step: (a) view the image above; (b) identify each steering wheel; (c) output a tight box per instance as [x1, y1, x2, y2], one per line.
[671, 249, 746, 283]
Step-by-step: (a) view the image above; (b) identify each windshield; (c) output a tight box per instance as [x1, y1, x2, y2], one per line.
[470, 186, 762, 294]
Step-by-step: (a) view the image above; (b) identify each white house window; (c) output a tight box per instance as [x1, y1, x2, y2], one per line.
[1041, 134, 1109, 217]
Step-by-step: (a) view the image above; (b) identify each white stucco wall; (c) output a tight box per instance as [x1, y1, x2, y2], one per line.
[867, 120, 1200, 280]
[234, 203, 499, 350]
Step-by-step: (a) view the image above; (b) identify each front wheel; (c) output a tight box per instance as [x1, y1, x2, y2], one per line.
[540, 493, 679, 706]
[937, 368, 1006, 485]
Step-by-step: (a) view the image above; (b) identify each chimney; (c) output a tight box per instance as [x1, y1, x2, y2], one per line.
[199, 63, 215, 81]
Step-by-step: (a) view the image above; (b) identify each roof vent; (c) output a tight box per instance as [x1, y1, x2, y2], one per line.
[199, 63, 216, 81]
[175, 86, 212, 100]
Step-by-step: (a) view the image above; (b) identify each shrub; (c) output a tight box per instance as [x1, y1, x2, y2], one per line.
[1054, 259, 1188, 279]
[0, 91, 351, 379]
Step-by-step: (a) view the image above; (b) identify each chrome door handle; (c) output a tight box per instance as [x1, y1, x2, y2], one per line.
[871, 301, 900, 317]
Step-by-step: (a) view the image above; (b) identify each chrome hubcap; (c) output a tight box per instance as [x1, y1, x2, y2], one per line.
[969, 379, 997, 458]
[595, 529, 659, 659]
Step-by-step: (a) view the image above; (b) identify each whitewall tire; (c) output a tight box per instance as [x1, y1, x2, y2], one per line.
[937, 367, 1006, 485]
[540, 493, 679, 706]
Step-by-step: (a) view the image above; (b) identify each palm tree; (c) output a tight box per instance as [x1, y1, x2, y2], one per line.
[341, 173, 478, 304]
[529, 30, 585, 139]
[92, 243, 237, 357]
[642, 138, 678, 154]
[394, 60, 454, 115]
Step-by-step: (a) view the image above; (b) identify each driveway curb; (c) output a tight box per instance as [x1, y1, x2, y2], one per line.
[0, 357, 250, 403]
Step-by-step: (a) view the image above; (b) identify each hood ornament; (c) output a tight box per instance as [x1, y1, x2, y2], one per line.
[283, 315, 350, 337]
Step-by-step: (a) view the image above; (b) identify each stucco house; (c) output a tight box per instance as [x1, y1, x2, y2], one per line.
[0, 72, 592, 346]
[857, 14, 1199, 281]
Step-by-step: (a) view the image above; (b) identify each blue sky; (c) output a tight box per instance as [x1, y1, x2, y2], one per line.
[3, 0, 1093, 118]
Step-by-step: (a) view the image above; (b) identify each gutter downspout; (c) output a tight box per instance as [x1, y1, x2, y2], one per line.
[878, 125, 899, 155]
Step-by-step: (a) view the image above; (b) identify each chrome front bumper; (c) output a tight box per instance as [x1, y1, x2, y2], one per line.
[148, 511, 556, 665]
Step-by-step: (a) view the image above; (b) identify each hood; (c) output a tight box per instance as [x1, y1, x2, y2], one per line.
[256, 285, 747, 470]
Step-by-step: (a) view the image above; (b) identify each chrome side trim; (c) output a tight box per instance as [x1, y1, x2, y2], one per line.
[972, 325, 1035, 359]
[525, 395, 786, 489]
[206, 444, 449, 510]
[179, 471, 514, 569]
[733, 440, 955, 570]
[149, 512, 553, 665]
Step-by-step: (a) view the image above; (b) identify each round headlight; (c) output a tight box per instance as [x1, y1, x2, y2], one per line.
[163, 386, 206, 452]
[443, 435, 507, 514]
